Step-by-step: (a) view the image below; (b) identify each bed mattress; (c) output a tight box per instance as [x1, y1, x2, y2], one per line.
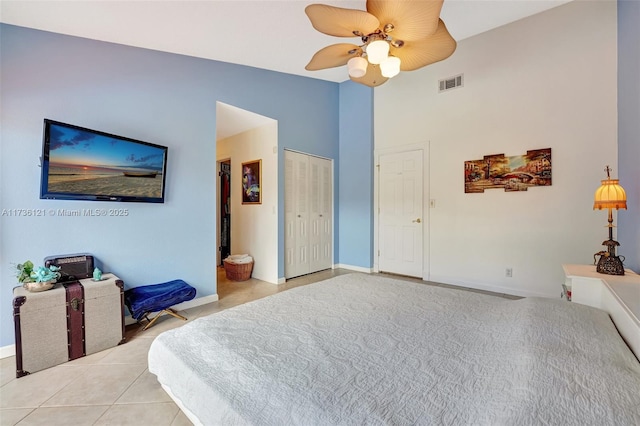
[148, 273, 640, 425]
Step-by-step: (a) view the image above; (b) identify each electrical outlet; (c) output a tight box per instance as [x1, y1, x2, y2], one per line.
[505, 268, 513, 278]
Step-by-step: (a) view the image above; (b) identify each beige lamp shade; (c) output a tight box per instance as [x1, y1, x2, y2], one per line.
[594, 178, 627, 210]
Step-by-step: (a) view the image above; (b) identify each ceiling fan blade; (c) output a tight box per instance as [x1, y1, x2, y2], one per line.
[366, 0, 443, 41]
[305, 4, 380, 38]
[350, 63, 389, 87]
[390, 19, 457, 71]
[306, 43, 362, 71]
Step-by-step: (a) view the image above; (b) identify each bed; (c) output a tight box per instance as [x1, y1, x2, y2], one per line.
[148, 273, 640, 425]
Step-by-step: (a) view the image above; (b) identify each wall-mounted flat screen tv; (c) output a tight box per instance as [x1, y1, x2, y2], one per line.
[40, 119, 168, 203]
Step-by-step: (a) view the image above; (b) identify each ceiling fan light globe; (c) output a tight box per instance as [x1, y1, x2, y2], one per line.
[366, 40, 389, 64]
[380, 56, 401, 78]
[347, 57, 368, 78]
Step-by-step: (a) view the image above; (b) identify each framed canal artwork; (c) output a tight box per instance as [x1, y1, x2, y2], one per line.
[464, 148, 551, 193]
[242, 159, 261, 204]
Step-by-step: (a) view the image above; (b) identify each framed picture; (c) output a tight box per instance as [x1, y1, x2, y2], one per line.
[241, 159, 261, 204]
[464, 148, 551, 193]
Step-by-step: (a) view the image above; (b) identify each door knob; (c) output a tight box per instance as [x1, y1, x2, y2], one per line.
[412, 218, 421, 223]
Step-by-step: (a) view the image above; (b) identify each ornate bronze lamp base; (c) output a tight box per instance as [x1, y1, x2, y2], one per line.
[594, 239, 625, 275]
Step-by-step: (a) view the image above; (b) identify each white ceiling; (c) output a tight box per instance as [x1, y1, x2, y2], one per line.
[1, 0, 573, 83]
[0, 0, 573, 139]
[216, 102, 277, 140]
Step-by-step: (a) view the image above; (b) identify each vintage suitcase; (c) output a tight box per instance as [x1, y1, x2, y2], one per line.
[13, 273, 125, 377]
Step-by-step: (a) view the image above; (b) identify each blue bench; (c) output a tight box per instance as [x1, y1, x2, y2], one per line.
[124, 280, 196, 330]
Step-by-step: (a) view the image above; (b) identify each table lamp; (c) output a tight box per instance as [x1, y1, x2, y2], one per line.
[593, 166, 627, 275]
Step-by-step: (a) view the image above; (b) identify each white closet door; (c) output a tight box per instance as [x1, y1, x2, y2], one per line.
[285, 151, 333, 279]
[294, 152, 310, 278]
[309, 158, 322, 272]
[284, 154, 297, 277]
[310, 156, 332, 272]
[284, 150, 311, 279]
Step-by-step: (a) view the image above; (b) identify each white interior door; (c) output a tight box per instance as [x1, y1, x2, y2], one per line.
[378, 150, 423, 277]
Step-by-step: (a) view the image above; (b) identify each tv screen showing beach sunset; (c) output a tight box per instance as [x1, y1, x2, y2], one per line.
[43, 121, 167, 202]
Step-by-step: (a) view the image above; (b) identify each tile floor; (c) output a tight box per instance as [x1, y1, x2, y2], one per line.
[1, 268, 516, 425]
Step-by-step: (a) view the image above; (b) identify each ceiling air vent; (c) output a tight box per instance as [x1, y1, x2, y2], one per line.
[438, 74, 464, 93]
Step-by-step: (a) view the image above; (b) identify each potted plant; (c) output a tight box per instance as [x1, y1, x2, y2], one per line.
[15, 260, 61, 292]
[16, 260, 35, 284]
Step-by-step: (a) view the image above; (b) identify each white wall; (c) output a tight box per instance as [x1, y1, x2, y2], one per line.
[217, 124, 279, 284]
[374, 0, 618, 297]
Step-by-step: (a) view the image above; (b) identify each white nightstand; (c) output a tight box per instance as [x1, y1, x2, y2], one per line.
[562, 264, 640, 359]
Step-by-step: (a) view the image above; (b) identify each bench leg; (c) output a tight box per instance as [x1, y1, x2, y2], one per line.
[142, 308, 188, 330]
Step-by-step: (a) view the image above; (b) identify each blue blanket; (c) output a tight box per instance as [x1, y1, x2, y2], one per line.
[124, 280, 196, 320]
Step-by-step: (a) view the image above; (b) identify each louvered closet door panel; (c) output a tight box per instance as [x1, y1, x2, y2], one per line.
[309, 159, 321, 270]
[295, 154, 310, 277]
[310, 156, 332, 272]
[284, 154, 297, 278]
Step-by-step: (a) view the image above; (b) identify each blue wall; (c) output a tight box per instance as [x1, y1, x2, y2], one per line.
[617, 0, 640, 273]
[0, 24, 372, 347]
[337, 82, 375, 268]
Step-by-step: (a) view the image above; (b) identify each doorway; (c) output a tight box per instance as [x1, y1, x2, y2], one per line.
[219, 160, 231, 264]
[215, 102, 279, 284]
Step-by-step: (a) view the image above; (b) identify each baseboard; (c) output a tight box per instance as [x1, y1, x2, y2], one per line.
[428, 275, 549, 298]
[335, 264, 373, 274]
[123, 293, 221, 326]
[277, 264, 373, 284]
[0, 344, 15, 359]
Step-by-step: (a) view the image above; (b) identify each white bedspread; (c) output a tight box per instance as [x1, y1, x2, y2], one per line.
[148, 273, 640, 425]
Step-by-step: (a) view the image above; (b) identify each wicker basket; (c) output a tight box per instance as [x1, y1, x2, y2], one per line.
[223, 260, 254, 281]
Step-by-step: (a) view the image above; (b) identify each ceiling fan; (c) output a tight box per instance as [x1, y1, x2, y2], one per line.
[305, 0, 457, 87]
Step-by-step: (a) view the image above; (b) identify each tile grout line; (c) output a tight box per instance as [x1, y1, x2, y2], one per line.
[89, 366, 148, 425]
